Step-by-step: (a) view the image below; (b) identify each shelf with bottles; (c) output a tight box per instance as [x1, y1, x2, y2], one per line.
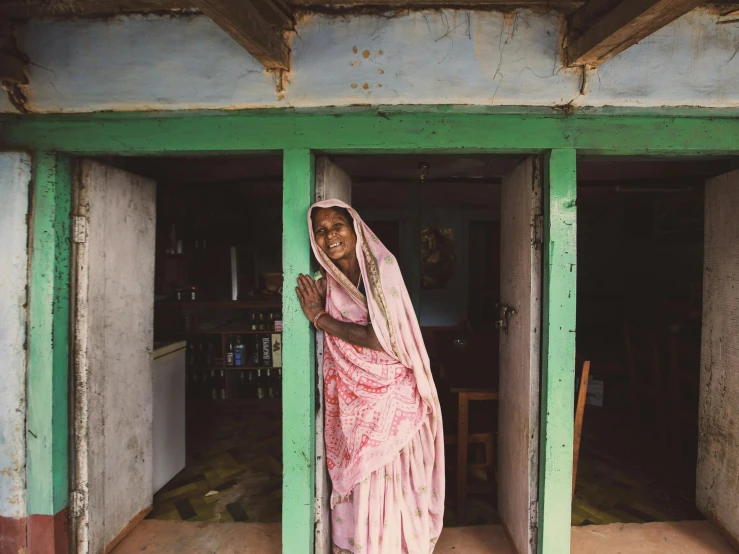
[185, 332, 282, 371]
[186, 366, 282, 371]
[158, 307, 283, 337]
[186, 366, 282, 402]
[156, 298, 282, 309]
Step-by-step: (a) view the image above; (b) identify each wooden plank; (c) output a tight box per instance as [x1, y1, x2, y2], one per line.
[538, 149, 577, 554]
[75, 161, 156, 554]
[294, 0, 581, 6]
[0, 0, 583, 16]
[282, 149, 316, 554]
[567, 0, 707, 67]
[498, 156, 541, 554]
[572, 360, 590, 497]
[26, 153, 72, 520]
[193, 0, 292, 70]
[0, 0, 185, 17]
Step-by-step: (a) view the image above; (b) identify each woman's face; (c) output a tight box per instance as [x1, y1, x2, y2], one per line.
[312, 207, 357, 262]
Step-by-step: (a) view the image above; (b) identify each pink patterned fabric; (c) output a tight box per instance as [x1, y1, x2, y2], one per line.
[308, 200, 445, 553]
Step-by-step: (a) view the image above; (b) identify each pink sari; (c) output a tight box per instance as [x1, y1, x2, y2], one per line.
[309, 200, 445, 554]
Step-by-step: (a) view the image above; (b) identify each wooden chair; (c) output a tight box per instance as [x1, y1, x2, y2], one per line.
[446, 389, 498, 524]
[623, 325, 668, 443]
[572, 360, 591, 498]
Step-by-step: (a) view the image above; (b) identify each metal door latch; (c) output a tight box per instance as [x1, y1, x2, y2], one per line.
[495, 303, 517, 331]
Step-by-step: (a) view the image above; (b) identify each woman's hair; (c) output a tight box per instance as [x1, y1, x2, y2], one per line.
[311, 206, 355, 231]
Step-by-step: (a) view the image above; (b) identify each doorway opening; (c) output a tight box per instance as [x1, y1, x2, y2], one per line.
[573, 157, 739, 551]
[313, 154, 541, 554]
[70, 154, 284, 554]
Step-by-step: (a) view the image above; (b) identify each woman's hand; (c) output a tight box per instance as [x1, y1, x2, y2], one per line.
[296, 274, 325, 323]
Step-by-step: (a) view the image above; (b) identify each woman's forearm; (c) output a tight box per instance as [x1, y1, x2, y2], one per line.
[318, 315, 383, 351]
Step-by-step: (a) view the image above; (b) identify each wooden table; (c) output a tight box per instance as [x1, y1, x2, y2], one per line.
[451, 387, 499, 523]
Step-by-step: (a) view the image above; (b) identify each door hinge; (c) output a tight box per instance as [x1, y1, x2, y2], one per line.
[495, 303, 517, 332]
[533, 213, 543, 247]
[72, 216, 87, 244]
[70, 489, 85, 518]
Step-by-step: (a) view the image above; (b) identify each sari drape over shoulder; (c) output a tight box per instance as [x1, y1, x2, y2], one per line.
[309, 200, 445, 554]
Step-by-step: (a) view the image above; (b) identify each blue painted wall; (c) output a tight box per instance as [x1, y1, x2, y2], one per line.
[0, 152, 31, 519]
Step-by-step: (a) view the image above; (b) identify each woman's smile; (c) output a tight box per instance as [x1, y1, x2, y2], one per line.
[313, 207, 357, 261]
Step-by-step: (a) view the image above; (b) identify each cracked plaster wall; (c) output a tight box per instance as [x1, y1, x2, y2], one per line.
[0, 152, 31, 519]
[5, 7, 739, 112]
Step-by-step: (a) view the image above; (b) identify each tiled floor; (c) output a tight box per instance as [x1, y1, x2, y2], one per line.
[112, 521, 737, 554]
[148, 398, 282, 523]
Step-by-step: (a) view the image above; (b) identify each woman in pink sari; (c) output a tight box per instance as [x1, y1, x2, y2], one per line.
[295, 200, 445, 554]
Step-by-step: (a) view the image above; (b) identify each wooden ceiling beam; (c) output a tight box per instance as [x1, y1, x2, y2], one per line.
[193, 0, 293, 70]
[293, 0, 581, 5]
[566, 0, 707, 67]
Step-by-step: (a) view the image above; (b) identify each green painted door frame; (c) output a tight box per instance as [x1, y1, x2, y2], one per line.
[7, 107, 738, 554]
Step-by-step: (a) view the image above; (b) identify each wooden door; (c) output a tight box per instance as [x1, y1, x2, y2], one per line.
[697, 168, 739, 551]
[499, 157, 542, 554]
[71, 160, 157, 554]
[314, 157, 352, 554]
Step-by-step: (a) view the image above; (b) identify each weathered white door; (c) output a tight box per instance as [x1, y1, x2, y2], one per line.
[499, 157, 542, 554]
[697, 168, 739, 552]
[71, 160, 157, 554]
[314, 156, 352, 554]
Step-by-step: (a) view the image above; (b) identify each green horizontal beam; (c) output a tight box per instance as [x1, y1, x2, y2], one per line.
[4, 109, 739, 155]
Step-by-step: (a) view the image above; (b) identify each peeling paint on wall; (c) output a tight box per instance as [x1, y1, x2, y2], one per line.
[8, 7, 739, 113]
[0, 152, 31, 519]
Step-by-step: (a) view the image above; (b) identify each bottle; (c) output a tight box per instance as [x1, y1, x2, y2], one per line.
[258, 312, 266, 331]
[234, 336, 245, 367]
[261, 334, 272, 367]
[267, 368, 274, 398]
[239, 371, 246, 398]
[268, 312, 275, 331]
[226, 336, 234, 367]
[276, 368, 282, 398]
[250, 336, 260, 366]
[206, 340, 214, 366]
[247, 370, 256, 398]
[256, 369, 266, 400]
[186, 342, 195, 366]
[197, 341, 205, 366]
[271, 333, 282, 368]
[220, 388, 226, 400]
[250, 313, 258, 331]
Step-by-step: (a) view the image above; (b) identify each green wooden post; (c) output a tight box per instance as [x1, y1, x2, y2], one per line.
[538, 149, 577, 554]
[282, 150, 316, 554]
[27, 153, 71, 534]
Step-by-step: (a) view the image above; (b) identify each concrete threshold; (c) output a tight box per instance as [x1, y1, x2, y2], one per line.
[112, 520, 737, 554]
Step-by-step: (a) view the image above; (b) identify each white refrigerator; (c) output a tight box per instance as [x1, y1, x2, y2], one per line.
[152, 341, 187, 493]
